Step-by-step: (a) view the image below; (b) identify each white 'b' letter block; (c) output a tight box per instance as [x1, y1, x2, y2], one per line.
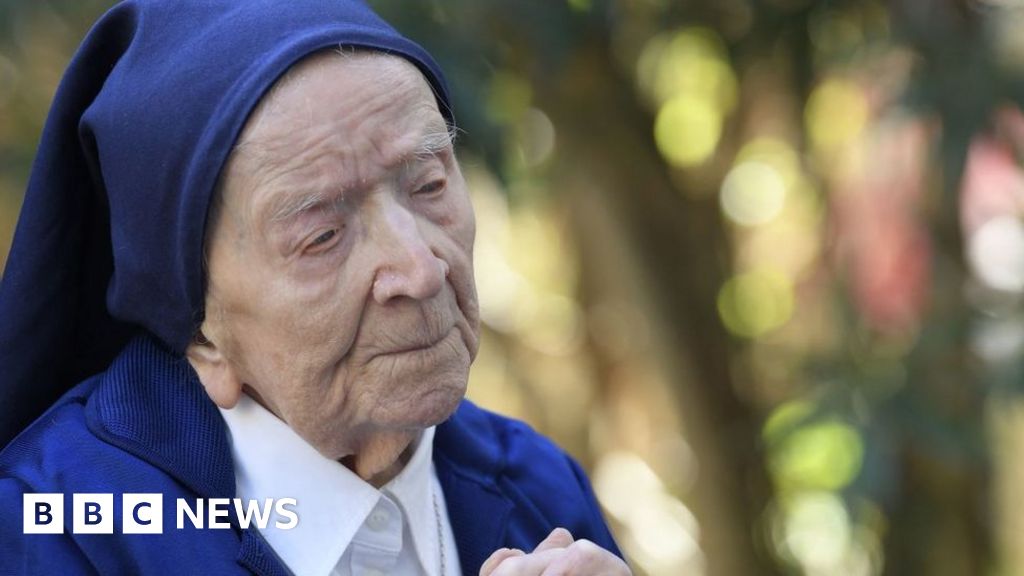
[23, 494, 63, 534]
[73, 493, 113, 534]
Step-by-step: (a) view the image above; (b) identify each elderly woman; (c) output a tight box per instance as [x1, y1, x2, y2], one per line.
[0, 1, 630, 575]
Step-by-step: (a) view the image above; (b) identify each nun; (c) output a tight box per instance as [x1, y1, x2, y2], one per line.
[0, 1, 630, 574]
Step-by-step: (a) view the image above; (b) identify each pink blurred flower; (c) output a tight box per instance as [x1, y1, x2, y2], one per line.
[831, 117, 933, 335]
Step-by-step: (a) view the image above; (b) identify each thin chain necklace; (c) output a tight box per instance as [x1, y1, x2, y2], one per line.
[432, 486, 447, 575]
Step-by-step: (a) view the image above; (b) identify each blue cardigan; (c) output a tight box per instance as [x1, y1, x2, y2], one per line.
[0, 337, 621, 575]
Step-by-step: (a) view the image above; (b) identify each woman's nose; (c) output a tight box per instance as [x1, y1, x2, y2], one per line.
[370, 205, 448, 304]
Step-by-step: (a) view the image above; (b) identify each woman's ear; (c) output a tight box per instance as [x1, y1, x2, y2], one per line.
[185, 329, 243, 409]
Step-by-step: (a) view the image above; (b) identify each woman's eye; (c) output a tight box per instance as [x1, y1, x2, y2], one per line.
[309, 229, 337, 248]
[415, 179, 446, 196]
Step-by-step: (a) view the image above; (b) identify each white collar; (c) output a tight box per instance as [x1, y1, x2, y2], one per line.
[219, 394, 441, 576]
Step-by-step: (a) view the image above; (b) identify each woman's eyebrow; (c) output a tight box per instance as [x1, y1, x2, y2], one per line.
[413, 125, 456, 160]
[267, 189, 333, 225]
[262, 123, 456, 227]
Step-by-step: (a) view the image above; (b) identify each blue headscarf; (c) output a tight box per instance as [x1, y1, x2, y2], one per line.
[0, 0, 452, 446]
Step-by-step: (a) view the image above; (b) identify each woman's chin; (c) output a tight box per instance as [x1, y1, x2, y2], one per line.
[406, 379, 467, 428]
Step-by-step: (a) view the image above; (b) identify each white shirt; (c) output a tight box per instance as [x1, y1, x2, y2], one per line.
[219, 395, 462, 576]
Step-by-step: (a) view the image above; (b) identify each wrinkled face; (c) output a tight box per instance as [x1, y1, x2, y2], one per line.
[198, 52, 479, 459]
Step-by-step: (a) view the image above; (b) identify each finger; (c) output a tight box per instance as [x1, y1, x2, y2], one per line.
[480, 548, 525, 576]
[539, 539, 632, 576]
[533, 527, 574, 553]
[488, 548, 565, 576]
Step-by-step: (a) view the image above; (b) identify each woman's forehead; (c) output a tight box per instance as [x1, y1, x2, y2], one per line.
[218, 52, 451, 228]
[243, 51, 435, 136]
[232, 52, 443, 167]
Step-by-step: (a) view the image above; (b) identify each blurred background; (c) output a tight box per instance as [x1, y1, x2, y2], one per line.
[2, 1, 1023, 574]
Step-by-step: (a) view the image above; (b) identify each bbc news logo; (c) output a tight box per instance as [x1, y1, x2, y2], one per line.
[23, 494, 298, 534]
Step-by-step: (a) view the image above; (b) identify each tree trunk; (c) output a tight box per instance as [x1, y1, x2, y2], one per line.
[539, 34, 780, 576]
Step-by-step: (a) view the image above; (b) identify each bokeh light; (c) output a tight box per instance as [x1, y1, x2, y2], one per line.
[654, 95, 721, 168]
[968, 215, 1024, 293]
[640, 27, 737, 168]
[806, 77, 869, 154]
[717, 268, 795, 338]
[594, 452, 705, 576]
[768, 417, 864, 491]
[720, 161, 787, 226]
[486, 71, 532, 125]
[636, 27, 737, 112]
[776, 492, 878, 576]
[516, 107, 556, 167]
